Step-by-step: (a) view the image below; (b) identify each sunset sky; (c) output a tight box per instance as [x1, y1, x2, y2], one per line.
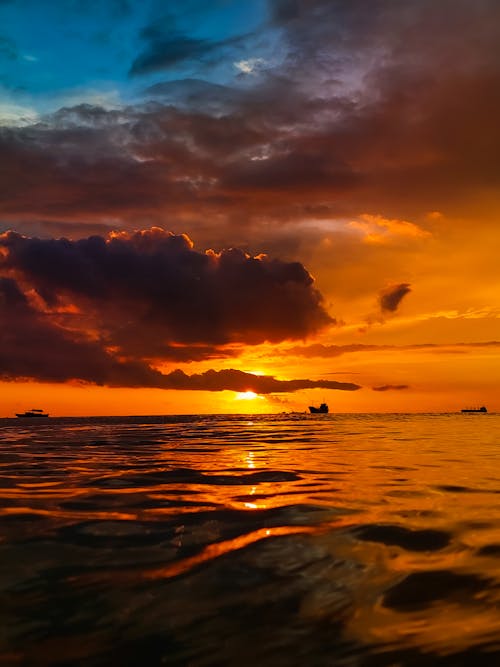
[1, 0, 499, 415]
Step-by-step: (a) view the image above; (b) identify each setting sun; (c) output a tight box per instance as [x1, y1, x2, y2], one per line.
[235, 391, 261, 401]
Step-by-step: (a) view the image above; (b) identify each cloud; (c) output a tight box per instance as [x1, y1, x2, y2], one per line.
[0, 99, 39, 126]
[0, 227, 332, 382]
[130, 25, 247, 76]
[0, 1, 499, 246]
[234, 58, 267, 74]
[0, 276, 354, 392]
[144, 78, 237, 113]
[280, 341, 500, 358]
[0, 274, 357, 391]
[349, 215, 431, 244]
[0, 276, 169, 386]
[372, 384, 409, 392]
[156, 368, 360, 393]
[379, 283, 411, 313]
[130, 31, 215, 76]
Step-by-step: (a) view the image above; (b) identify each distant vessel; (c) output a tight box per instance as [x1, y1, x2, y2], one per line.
[16, 409, 49, 418]
[461, 406, 487, 413]
[309, 403, 329, 414]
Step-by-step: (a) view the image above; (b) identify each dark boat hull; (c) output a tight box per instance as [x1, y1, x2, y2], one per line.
[16, 413, 49, 418]
[309, 405, 328, 414]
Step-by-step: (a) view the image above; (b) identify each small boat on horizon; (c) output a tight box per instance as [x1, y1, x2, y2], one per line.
[461, 406, 487, 413]
[16, 409, 49, 418]
[309, 403, 329, 414]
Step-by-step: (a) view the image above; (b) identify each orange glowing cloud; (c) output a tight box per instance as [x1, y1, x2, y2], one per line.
[349, 215, 431, 244]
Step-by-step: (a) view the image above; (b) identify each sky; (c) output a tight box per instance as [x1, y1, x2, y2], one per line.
[0, 0, 499, 415]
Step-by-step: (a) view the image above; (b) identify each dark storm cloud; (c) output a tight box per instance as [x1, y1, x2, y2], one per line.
[2, 1, 500, 235]
[158, 368, 360, 393]
[0, 270, 356, 391]
[0, 97, 354, 227]
[0, 104, 203, 222]
[0, 275, 348, 390]
[0, 227, 331, 362]
[0, 277, 360, 390]
[267, 0, 500, 218]
[264, 0, 500, 215]
[221, 148, 358, 193]
[0, 276, 172, 386]
[372, 384, 409, 392]
[130, 30, 215, 75]
[270, 0, 301, 23]
[130, 24, 246, 76]
[144, 78, 242, 116]
[379, 283, 411, 313]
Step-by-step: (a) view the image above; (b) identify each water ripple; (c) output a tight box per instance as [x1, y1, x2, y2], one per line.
[1, 413, 500, 666]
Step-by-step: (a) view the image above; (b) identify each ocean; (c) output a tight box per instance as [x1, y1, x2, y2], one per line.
[1, 413, 500, 666]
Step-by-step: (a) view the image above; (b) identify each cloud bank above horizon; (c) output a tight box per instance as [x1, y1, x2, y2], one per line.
[0, 227, 355, 391]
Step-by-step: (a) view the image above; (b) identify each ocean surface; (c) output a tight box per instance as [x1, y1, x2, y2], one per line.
[1, 412, 500, 666]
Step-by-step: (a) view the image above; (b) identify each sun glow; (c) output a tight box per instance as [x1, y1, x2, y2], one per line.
[235, 391, 260, 400]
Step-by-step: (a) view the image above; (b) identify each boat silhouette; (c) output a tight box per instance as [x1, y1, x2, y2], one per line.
[16, 408, 49, 418]
[309, 402, 328, 414]
[461, 406, 487, 413]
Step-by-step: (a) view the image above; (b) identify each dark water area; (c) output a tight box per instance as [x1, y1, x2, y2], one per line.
[1, 413, 500, 666]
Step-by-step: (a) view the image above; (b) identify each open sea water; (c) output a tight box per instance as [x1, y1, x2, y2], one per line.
[1, 412, 500, 666]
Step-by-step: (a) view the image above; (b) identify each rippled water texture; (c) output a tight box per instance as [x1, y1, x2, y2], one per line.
[1, 413, 500, 666]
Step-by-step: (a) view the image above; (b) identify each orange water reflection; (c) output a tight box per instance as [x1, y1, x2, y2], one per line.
[146, 526, 318, 579]
[2, 414, 500, 664]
